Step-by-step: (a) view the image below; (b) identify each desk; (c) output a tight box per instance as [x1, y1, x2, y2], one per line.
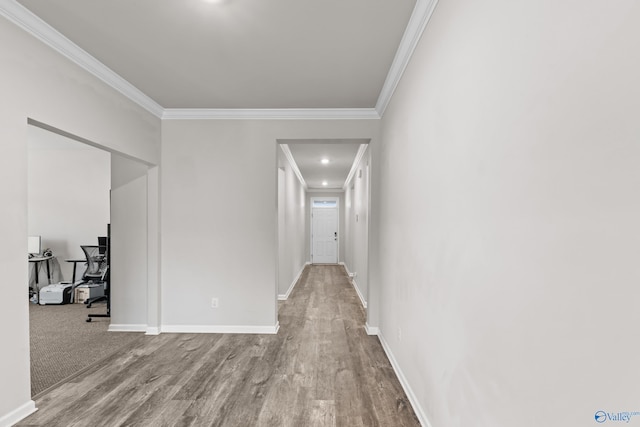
[65, 258, 86, 283]
[29, 255, 53, 286]
[29, 255, 53, 301]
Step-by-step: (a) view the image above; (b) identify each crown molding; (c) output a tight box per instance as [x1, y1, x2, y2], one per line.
[306, 188, 345, 193]
[375, 0, 439, 117]
[162, 108, 380, 120]
[343, 144, 369, 190]
[280, 144, 308, 190]
[0, 0, 164, 118]
[1, 0, 437, 120]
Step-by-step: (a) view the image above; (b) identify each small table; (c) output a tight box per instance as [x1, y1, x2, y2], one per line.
[65, 258, 87, 283]
[29, 255, 53, 286]
[29, 255, 53, 300]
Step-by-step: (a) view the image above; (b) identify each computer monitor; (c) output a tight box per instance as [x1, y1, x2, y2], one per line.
[28, 235, 41, 255]
[98, 236, 107, 255]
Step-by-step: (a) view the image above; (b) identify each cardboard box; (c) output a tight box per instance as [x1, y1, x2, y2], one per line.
[74, 283, 105, 303]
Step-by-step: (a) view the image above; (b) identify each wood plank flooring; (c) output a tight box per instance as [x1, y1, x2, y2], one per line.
[18, 265, 420, 427]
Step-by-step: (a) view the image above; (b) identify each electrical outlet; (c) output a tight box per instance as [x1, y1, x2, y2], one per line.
[211, 298, 219, 308]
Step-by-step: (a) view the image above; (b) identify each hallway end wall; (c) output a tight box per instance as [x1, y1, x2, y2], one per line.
[306, 192, 345, 265]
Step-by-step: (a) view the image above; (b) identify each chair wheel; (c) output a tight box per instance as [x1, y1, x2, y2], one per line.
[86, 318, 92, 322]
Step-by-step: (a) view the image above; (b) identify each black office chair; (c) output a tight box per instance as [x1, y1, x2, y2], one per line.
[80, 245, 108, 308]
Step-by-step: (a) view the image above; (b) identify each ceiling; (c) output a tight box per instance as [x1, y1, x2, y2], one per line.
[17, 0, 417, 109]
[283, 140, 367, 190]
[9, 0, 427, 190]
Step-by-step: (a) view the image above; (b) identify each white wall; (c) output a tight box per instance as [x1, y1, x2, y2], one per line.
[28, 126, 110, 283]
[343, 147, 369, 308]
[109, 155, 149, 330]
[0, 15, 160, 425]
[160, 119, 379, 332]
[277, 147, 307, 299]
[375, 1, 640, 426]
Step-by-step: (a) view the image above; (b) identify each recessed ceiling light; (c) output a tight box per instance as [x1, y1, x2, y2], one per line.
[321, 158, 330, 165]
[322, 181, 328, 186]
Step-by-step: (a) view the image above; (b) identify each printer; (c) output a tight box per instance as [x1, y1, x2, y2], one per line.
[39, 283, 73, 305]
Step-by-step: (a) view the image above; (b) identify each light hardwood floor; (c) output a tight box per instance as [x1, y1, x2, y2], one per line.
[18, 265, 420, 426]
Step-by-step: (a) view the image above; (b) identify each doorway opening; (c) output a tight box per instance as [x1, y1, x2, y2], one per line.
[275, 139, 371, 312]
[26, 121, 153, 397]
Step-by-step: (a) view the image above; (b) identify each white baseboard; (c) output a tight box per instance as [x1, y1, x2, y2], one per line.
[108, 324, 147, 332]
[145, 326, 160, 335]
[365, 323, 379, 336]
[339, 262, 352, 277]
[340, 263, 366, 308]
[0, 400, 36, 427]
[161, 322, 280, 334]
[351, 279, 367, 309]
[377, 331, 433, 427]
[278, 262, 309, 300]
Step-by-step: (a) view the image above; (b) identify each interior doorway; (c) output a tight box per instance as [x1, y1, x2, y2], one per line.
[26, 121, 154, 397]
[310, 197, 339, 264]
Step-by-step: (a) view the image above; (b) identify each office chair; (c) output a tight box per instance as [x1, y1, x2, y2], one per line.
[98, 236, 107, 255]
[80, 245, 108, 308]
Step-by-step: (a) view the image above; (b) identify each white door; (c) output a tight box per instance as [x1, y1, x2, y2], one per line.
[312, 207, 338, 264]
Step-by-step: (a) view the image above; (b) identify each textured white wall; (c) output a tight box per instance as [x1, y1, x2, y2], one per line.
[110, 155, 149, 329]
[376, 1, 640, 426]
[278, 148, 307, 298]
[0, 15, 159, 425]
[27, 127, 111, 283]
[343, 148, 369, 307]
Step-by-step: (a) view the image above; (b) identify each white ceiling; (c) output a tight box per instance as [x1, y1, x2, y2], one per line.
[9, 0, 431, 190]
[17, 0, 417, 109]
[283, 140, 367, 190]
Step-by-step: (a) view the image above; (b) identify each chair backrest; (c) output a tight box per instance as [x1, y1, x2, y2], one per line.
[97, 236, 107, 255]
[81, 245, 108, 280]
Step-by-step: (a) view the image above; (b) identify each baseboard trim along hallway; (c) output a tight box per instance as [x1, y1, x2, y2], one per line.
[278, 262, 310, 300]
[108, 324, 147, 332]
[351, 279, 368, 309]
[378, 331, 433, 427]
[0, 400, 36, 427]
[160, 323, 280, 334]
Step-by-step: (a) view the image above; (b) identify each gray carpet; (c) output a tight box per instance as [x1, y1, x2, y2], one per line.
[29, 302, 143, 396]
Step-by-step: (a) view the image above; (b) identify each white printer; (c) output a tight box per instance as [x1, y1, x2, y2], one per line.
[39, 283, 73, 305]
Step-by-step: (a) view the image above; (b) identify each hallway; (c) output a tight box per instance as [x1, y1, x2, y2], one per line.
[18, 265, 419, 426]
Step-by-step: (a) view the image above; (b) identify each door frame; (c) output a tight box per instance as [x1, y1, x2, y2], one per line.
[310, 196, 340, 264]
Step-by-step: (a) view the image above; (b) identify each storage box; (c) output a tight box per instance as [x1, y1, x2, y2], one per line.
[39, 283, 73, 305]
[74, 283, 105, 304]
